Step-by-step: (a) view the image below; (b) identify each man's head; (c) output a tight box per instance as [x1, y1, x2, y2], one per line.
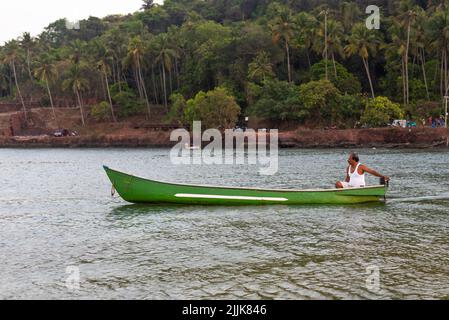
[348, 152, 360, 165]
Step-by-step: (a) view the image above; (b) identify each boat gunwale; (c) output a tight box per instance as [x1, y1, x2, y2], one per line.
[104, 166, 387, 194]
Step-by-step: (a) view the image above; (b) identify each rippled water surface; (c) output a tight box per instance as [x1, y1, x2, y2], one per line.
[1, 148, 448, 299]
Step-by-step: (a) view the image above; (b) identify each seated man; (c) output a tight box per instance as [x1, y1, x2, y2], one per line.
[336, 153, 389, 189]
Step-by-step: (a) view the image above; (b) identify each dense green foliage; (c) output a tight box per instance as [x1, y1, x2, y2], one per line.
[361, 96, 405, 127]
[1, 0, 448, 128]
[247, 79, 302, 121]
[183, 87, 241, 129]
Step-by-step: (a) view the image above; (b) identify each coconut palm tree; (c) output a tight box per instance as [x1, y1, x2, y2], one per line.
[295, 12, 319, 69]
[152, 33, 178, 110]
[63, 63, 88, 126]
[414, 9, 430, 100]
[319, 8, 330, 80]
[34, 54, 58, 124]
[385, 22, 408, 105]
[2, 40, 27, 120]
[141, 0, 155, 10]
[125, 35, 151, 118]
[345, 23, 382, 98]
[396, 1, 419, 105]
[94, 41, 117, 122]
[339, 2, 362, 33]
[315, 18, 344, 78]
[20, 32, 34, 81]
[103, 28, 127, 91]
[248, 51, 275, 83]
[426, 8, 449, 97]
[270, 9, 295, 83]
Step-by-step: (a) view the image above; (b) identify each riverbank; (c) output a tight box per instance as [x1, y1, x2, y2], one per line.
[1, 127, 448, 149]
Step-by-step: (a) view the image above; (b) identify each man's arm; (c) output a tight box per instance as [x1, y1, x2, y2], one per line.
[345, 166, 350, 182]
[361, 165, 390, 181]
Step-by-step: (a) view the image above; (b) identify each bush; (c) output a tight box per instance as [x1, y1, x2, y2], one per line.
[360, 96, 404, 127]
[247, 79, 303, 121]
[337, 94, 366, 127]
[299, 79, 341, 125]
[110, 83, 145, 118]
[166, 93, 187, 124]
[184, 87, 241, 129]
[308, 60, 362, 95]
[91, 101, 111, 121]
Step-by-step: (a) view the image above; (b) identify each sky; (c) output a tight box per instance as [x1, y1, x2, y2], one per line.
[0, 0, 163, 45]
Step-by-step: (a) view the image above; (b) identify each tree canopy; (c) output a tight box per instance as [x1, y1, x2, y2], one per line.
[0, 0, 448, 128]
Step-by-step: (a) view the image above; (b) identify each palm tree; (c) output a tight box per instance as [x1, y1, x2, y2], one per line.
[94, 41, 117, 122]
[339, 2, 362, 33]
[103, 28, 127, 91]
[319, 9, 330, 80]
[385, 22, 408, 105]
[125, 35, 151, 118]
[295, 12, 319, 68]
[248, 51, 275, 82]
[426, 8, 449, 97]
[2, 40, 27, 120]
[141, 0, 155, 10]
[34, 54, 58, 124]
[20, 32, 34, 81]
[397, 1, 419, 105]
[414, 9, 430, 100]
[315, 18, 344, 78]
[345, 23, 382, 98]
[69, 39, 86, 65]
[63, 63, 88, 126]
[152, 33, 178, 110]
[270, 9, 295, 83]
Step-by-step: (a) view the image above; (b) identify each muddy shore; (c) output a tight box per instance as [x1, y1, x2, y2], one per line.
[1, 128, 448, 149]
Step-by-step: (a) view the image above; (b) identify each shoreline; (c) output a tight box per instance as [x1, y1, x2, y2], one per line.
[1, 128, 448, 149]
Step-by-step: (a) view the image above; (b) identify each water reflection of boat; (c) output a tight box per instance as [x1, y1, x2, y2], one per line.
[104, 166, 388, 206]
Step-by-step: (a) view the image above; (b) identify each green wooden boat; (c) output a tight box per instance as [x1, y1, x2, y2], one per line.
[104, 166, 388, 205]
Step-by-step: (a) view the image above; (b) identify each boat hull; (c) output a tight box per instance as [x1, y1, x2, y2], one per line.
[104, 166, 387, 205]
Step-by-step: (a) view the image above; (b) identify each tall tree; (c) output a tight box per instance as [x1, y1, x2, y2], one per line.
[397, 0, 419, 105]
[152, 33, 178, 110]
[414, 9, 430, 100]
[248, 51, 275, 82]
[2, 40, 28, 120]
[34, 54, 58, 124]
[94, 41, 117, 122]
[295, 12, 319, 69]
[319, 9, 330, 80]
[270, 8, 295, 83]
[426, 8, 449, 97]
[141, 0, 155, 11]
[63, 63, 88, 126]
[315, 18, 344, 78]
[20, 32, 34, 81]
[125, 35, 151, 118]
[338, 2, 362, 33]
[345, 23, 382, 98]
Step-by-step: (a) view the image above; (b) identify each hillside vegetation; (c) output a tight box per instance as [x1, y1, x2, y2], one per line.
[1, 0, 448, 129]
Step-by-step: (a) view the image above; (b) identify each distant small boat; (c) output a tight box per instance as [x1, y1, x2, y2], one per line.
[104, 166, 388, 205]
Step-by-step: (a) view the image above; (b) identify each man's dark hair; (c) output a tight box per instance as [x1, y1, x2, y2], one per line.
[351, 152, 360, 162]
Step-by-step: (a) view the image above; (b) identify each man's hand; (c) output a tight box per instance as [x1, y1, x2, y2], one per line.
[383, 176, 390, 182]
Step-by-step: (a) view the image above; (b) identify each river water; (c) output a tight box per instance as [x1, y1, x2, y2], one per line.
[0, 148, 448, 300]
